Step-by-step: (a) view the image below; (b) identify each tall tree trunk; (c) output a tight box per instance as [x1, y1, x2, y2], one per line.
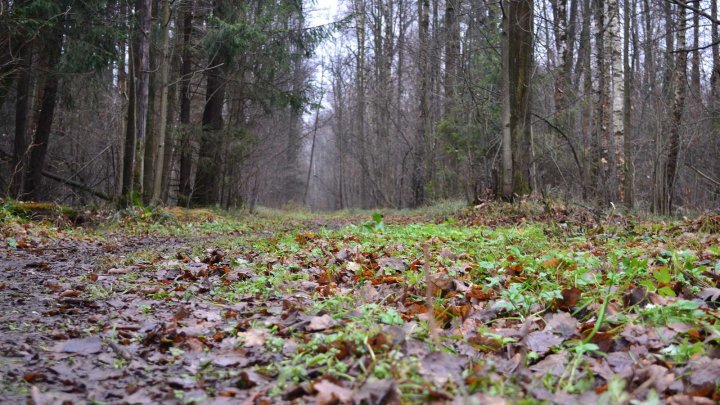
[501, 1, 512, 201]
[690, 4, 700, 98]
[151, 0, 171, 204]
[606, 0, 624, 204]
[595, 0, 610, 201]
[354, 0, 369, 208]
[135, 0, 151, 200]
[712, 0, 720, 106]
[579, 0, 594, 198]
[24, 27, 63, 200]
[412, 0, 429, 207]
[623, 0, 633, 208]
[195, 45, 226, 205]
[444, 0, 460, 115]
[143, 0, 158, 203]
[178, 1, 195, 205]
[11, 45, 31, 198]
[662, 4, 687, 215]
[121, 28, 137, 202]
[508, 0, 534, 197]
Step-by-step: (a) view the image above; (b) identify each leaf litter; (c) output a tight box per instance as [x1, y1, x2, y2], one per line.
[0, 203, 719, 403]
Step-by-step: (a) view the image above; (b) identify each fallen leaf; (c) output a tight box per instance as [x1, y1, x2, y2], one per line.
[106, 267, 129, 275]
[59, 289, 81, 298]
[238, 329, 267, 347]
[308, 314, 336, 331]
[529, 352, 567, 377]
[54, 336, 103, 355]
[419, 351, 466, 386]
[545, 312, 579, 338]
[687, 357, 720, 395]
[554, 287, 581, 310]
[314, 380, 352, 405]
[353, 378, 399, 405]
[698, 287, 720, 304]
[524, 330, 564, 355]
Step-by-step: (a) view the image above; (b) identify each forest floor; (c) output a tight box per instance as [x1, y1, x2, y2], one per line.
[1, 201, 719, 405]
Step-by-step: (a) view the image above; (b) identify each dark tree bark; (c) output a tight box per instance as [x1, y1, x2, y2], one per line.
[663, 4, 687, 214]
[444, 0, 460, 114]
[194, 10, 227, 207]
[178, 0, 195, 205]
[121, 0, 151, 205]
[711, 0, 719, 106]
[508, 0, 534, 197]
[121, 36, 137, 202]
[135, 0, 152, 198]
[11, 45, 32, 198]
[411, 0, 429, 207]
[24, 27, 63, 200]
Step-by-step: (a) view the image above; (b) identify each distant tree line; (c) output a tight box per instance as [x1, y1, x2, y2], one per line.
[1, 0, 719, 214]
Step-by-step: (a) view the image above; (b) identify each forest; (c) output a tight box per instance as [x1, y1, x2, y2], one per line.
[1, 0, 720, 404]
[0, 0, 718, 213]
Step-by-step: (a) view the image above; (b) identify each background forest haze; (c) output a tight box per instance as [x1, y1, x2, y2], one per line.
[0, 0, 719, 214]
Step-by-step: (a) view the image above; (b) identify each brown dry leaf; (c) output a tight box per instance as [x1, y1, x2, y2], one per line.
[545, 312, 579, 338]
[106, 267, 129, 275]
[359, 282, 380, 303]
[53, 336, 103, 355]
[523, 330, 564, 355]
[632, 364, 674, 397]
[58, 289, 81, 298]
[466, 285, 495, 301]
[427, 272, 452, 296]
[353, 379, 400, 405]
[529, 352, 568, 377]
[308, 314, 336, 331]
[23, 373, 47, 383]
[555, 287, 581, 310]
[211, 352, 250, 368]
[698, 287, 720, 304]
[439, 247, 458, 261]
[543, 257, 562, 269]
[623, 285, 649, 307]
[314, 380, 353, 405]
[30, 386, 78, 405]
[377, 257, 406, 272]
[687, 357, 720, 395]
[419, 351, 466, 387]
[346, 261, 362, 272]
[606, 351, 635, 378]
[666, 394, 716, 405]
[238, 329, 267, 347]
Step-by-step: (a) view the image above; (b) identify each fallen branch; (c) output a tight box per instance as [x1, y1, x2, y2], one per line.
[685, 163, 720, 190]
[0, 148, 111, 200]
[40, 170, 111, 201]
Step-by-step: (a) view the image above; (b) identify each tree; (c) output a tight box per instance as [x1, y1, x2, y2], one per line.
[500, 0, 534, 201]
[24, 25, 63, 199]
[121, 0, 151, 206]
[412, 0, 430, 207]
[654, 2, 686, 215]
[151, 0, 171, 204]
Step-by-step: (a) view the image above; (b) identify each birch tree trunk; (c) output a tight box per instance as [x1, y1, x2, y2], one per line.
[622, 0, 633, 208]
[606, 0, 624, 204]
